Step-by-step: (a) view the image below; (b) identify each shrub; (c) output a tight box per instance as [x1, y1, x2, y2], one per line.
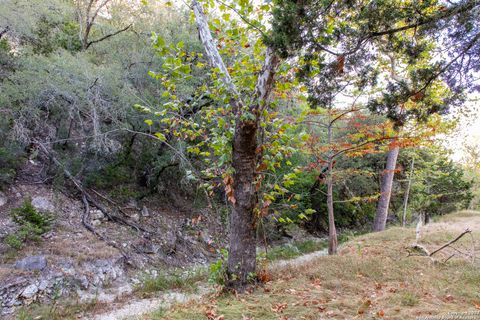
[4, 199, 53, 250]
[208, 249, 228, 285]
[0, 146, 25, 189]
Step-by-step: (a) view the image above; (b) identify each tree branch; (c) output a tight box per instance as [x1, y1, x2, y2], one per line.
[192, 0, 238, 96]
[86, 23, 133, 49]
[0, 26, 9, 39]
[429, 228, 472, 257]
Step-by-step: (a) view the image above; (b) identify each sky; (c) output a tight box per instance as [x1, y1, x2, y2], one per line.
[445, 96, 480, 162]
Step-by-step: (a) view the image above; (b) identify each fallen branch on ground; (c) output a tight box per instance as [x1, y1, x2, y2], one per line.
[407, 228, 475, 264]
[35, 140, 153, 234]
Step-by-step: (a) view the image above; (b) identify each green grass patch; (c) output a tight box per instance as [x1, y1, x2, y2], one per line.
[263, 239, 327, 261]
[137, 268, 207, 295]
[16, 299, 99, 320]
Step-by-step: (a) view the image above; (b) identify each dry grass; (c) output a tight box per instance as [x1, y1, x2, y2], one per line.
[149, 212, 480, 320]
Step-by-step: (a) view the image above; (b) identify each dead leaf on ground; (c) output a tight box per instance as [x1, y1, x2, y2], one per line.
[271, 303, 288, 313]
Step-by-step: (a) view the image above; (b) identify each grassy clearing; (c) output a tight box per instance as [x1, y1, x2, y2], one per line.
[149, 212, 480, 320]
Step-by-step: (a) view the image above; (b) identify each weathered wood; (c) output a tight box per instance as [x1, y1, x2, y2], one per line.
[35, 140, 151, 234]
[429, 228, 472, 257]
[408, 229, 475, 265]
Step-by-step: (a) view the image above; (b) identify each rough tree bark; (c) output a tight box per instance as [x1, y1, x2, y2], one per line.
[192, 0, 279, 290]
[373, 145, 400, 232]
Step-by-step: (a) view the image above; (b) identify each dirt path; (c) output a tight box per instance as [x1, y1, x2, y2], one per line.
[91, 287, 211, 320]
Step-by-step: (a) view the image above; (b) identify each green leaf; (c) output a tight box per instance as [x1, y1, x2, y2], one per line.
[154, 132, 166, 141]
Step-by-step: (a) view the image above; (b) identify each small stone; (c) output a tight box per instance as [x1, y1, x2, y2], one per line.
[21, 284, 38, 299]
[31, 196, 54, 212]
[78, 275, 89, 289]
[14, 255, 47, 271]
[127, 199, 139, 209]
[131, 214, 139, 222]
[91, 219, 102, 227]
[0, 191, 7, 207]
[90, 210, 104, 220]
[141, 205, 150, 217]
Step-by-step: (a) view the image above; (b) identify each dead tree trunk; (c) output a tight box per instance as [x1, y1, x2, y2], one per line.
[373, 145, 400, 232]
[192, 0, 279, 290]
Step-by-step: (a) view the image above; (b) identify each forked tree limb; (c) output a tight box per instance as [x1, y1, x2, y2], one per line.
[408, 228, 475, 264]
[429, 228, 472, 257]
[85, 23, 133, 49]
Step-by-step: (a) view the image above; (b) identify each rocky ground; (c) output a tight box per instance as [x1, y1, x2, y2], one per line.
[0, 182, 227, 317]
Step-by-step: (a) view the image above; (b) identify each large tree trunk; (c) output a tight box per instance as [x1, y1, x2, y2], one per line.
[373, 145, 400, 232]
[226, 120, 258, 289]
[192, 0, 279, 290]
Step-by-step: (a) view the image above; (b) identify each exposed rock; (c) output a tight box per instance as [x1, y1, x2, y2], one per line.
[77, 275, 89, 289]
[131, 213, 140, 222]
[21, 284, 38, 299]
[14, 255, 47, 271]
[31, 196, 54, 212]
[91, 219, 102, 227]
[38, 280, 49, 291]
[127, 199, 139, 210]
[0, 191, 7, 207]
[163, 231, 177, 254]
[90, 209, 104, 220]
[141, 205, 150, 217]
